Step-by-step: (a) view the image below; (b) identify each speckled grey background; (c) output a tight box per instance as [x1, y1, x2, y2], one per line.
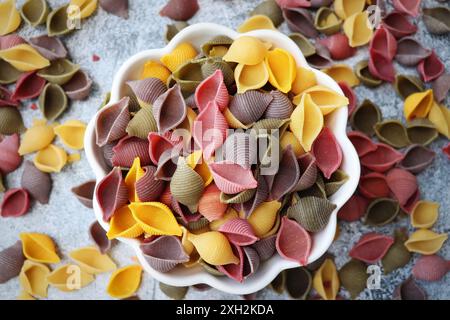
[0, 0, 448, 300]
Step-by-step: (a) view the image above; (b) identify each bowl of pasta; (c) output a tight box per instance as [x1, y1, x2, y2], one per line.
[85, 23, 360, 295]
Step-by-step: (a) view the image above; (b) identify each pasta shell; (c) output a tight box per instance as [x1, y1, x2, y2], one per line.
[54, 120, 86, 150]
[361, 143, 404, 173]
[334, 0, 365, 19]
[11, 72, 46, 101]
[234, 61, 269, 94]
[287, 196, 336, 232]
[172, 58, 206, 94]
[198, 183, 227, 222]
[306, 43, 333, 69]
[412, 255, 449, 282]
[153, 84, 187, 133]
[0, 0, 21, 36]
[165, 22, 189, 43]
[62, 70, 92, 100]
[394, 74, 424, 100]
[69, 246, 116, 274]
[96, 167, 128, 221]
[195, 69, 229, 112]
[127, 78, 167, 108]
[290, 93, 324, 152]
[161, 42, 198, 73]
[37, 58, 80, 85]
[317, 33, 356, 61]
[219, 218, 258, 246]
[29, 35, 67, 61]
[0, 188, 29, 218]
[200, 57, 234, 89]
[159, 0, 198, 21]
[251, 234, 276, 262]
[322, 64, 359, 88]
[112, 135, 151, 167]
[293, 153, 317, 191]
[337, 194, 368, 222]
[95, 97, 130, 147]
[0, 44, 49, 72]
[396, 37, 431, 66]
[291, 67, 316, 96]
[276, 216, 311, 265]
[404, 90, 433, 121]
[364, 198, 399, 226]
[47, 264, 94, 292]
[209, 207, 238, 231]
[20, 232, 60, 264]
[289, 33, 315, 58]
[374, 120, 410, 148]
[393, 277, 426, 300]
[130, 202, 182, 236]
[99, 0, 128, 18]
[295, 85, 349, 115]
[423, 7, 450, 35]
[107, 205, 143, 239]
[429, 103, 450, 138]
[247, 200, 280, 237]
[314, 7, 342, 35]
[124, 157, 145, 202]
[398, 144, 435, 174]
[312, 127, 342, 179]
[229, 90, 272, 125]
[284, 267, 312, 300]
[386, 168, 418, 207]
[0, 58, 21, 84]
[201, 35, 233, 57]
[381, 11, 417, 39]
[0, 34, 25, 50]
[280, 131, 304, 158]
[347, 131, 378, 158]
[70, 0, 98, 19]
[349, 232, 394, 264]
[238, 15, 276, 33]
[71, 180, 96, 208]
[432, 73, 450, 104]
[47, 4, 76, 37]
[223, 36, 267, 65]
[185, 150, 213, 186]
[417, 51, 444, 83]
[359, 172, 389, 199]
[343, 12, 373, 47]
[21, 160, 51, 204]
[339, 259, 368, 299]
[406, 119, 438, 146]
[354, 60, 382, 87]
[265, 48, 296, 93]
[0, 133, 21, 174]
[19, 260, 50, 298]
[242, 171, 270, 216]
[410, 201, 439, 229]
[283, 7, 318, 38]
[209, 161, 257, 194]
[135, 166, 165, 202]
[106, 265, 142, 299]
[170, 157, 204, 209]
[148, 132, 174, 165]
[269, 146, 300, 200]
[250, 0, 284, 27]
[89, 221, 111, 254]
[405, 229, 448, 255]
[159, 282, 189, 300]
[313, 258, 339, 300]
[38, 83, 68, 121]
[369, 26, 397, 61]
[393, 0, 420, 17]
[20, 0, 49, 27]
[188, 231, 239, 266]
[381, 228, 410, 274]
[269, 271, 285, 294]
[350, 99, 382, 136]
[216, 243, 244, 282]
[368, 50, 395, 83]
[0, 241, 25, 284]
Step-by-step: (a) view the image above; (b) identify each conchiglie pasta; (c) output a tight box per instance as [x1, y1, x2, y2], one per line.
[410, 201, 439, 229]
[129, 202, 182, 236]
[235, 62, 269, 94]
[124, 157, 145, 202]
[107, 205, 144, 239]
[18, 119, 55, 155]
[0, 44, 50, 72]
[237, 15, 276, 33]
[334, 0, 365, 20]
[281, 131, 305, 157]
[294, 85, 349, 115]
[19, 260, 50, 298]
[343, 12, 373, 48]
[70, 0, 98, 19]
[107, 265, 142, 299]
[47, 264, 94, 291]
[20, 232, 61, 264]
[404, 229, 447, 255]
[223, 107, 251, 129]
[209, 207, 239, 231]
[160, 42, 198, 72]
[265, 48, 297, 93]
[428, 103, 450, 138]
[54, 120, 87, 150]
[140, 60, 171, 83]
[248, 201, 282, 238]
[188, 231, 239, 266]
[0, 0, 21, 36]
[223, 36, 268, 65]
[69, 246, 117, 274]
[313, 258, 340, 300]
[33, 144, 68, 173]
[404, 89, 434, 121]
[185, 150, 213, 186]
[322, 64, 360, 87]
[291, 66, 317, 95]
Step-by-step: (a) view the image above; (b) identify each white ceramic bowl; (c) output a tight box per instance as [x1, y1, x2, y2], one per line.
[85, 23, 360, 295]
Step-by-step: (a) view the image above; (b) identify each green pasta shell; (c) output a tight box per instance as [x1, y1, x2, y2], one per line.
[100, 92, 111, 109]
[201, 36, 233, 57]
[338, 259, 368, 299]
[250, 0, 284, 27]
[252, 118, 291, 136]
[289, 33, 316, 58]
[0, 59, 22, 84]
[394, 74, 424, 100]
[126, 105, 158, 139]
[325, 170, 349, 197]
[37, 59, 80, 85]
[201, 57, 235, 88]
[220, 189, 256, 204]
[350, 99, 382, 136]
[200, 260, 225, 277]
[364, 198, 400, 226]
[287, 196, 337, 232]
[269, 271, 286, 294]
[172, 59, 205, 94]
[159, 282, 188, 300]
[170, 157, 204, 209]
[0, 106, 25, 135]
[185, 217, 210, 232]
[47, 4, 74, 37]
[297, 174, 327, 199]
[406, 119, 438, 146]
[355, 60, 382, 87]
[165, 22, 189, 43]
[374, 120, 410, 148]
[381, 229, 411, 274]
[285, 267, 312, 300]
[20, 0, 49, 27]
[38, 83, 68, 121]
[314, 7, 342, 35]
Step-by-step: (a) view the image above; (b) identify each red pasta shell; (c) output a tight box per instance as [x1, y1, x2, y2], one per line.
[317, 33, 356, 60]
[0, 134, 22, 175]
[311, 127, 342, 179]
[276, 216, 312, 265]
[349, 232, 394, 264]
[337, 194, 369, 222]
[360, 143, 404, 172]
[386, 168, 418, 206]
[0, 188, 30, 218]
[359, 172, 390, 199]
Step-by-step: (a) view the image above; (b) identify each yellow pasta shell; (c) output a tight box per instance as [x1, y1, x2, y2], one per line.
[238, 14, 276, 33]
[235, 61, 269, 94]
[209, 207, 239, 231]
[54, 120, 87, 150]
[69, 246, 117, 274]
[281, 130, 305, 157]
[177, 106, 197, 136]
[428, 103, 450, 138]
[47, 264, 94, 291]
[107, 265, 142, 299]
[322, 64, 360, 87]
[265, 48, 297, 93]
[181, 226, 195, 256]
[68, 153, 80, 163]
[410, 201, 439, 229]
[294, 85, 349, 115]
[186, 150, 213, 186]
[107, 205, 144, 239]
[404, 229, 448, 255]
[0, 44, 50, 71]
[141, 60, 171, 83]
[17, 290, 36, 300]
[129, 202, 182, 236]
[404, 89, 434, 121]
[125, 157, 145, 202]
[343, 12, 373, 47]
[0, 0, 21, 36]
[19, 260, 50, 298]
[223, 107, 251, 129]
[18, 119, 55, 155]
[313, 258, 340, 300]
[248, 201, 281, 238]
[290, 93, 324, 152]
[291, 66, 317, 95]
[223, 36, 268, 65]
[188, 231, 239, 266]
[70, 0, 98, 19]
[160, 42, 198, 72]
[20, 232, 61, 264]
[33, 144, 68, 173]
[334, 0, 365, 19]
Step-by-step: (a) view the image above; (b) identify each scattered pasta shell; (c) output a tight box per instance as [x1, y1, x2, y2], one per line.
[398, 144, 436, 174]
[223, 36, 268, 65]
[338, 259, 368, 299]
[54, 120, 87, 150]
[334, 0, 365, 20]
[250, 0, 284, 27]
[313, 259, 339, 300]
[70, 0, 98, 19]
[423, 6, 450, 35]
[20, 232, 60, 264]
[21, 160, 52, 205]
[349, 232, 394, 264]
[382, 11, 417, 39]
[404, 229, 448, 255]
[283, 7, 318, 38]
[0, 0, 21, 36]
[238, 14, 276, 33]
[314, 7, 342, 35]
[406, 119, 438, 146]
[374, 120, 410, 148]
[265, 48, 296, 93]
[410, 201, 440, 229]
[33, 144, 67, 173]
[20, 0, 49, 27]
[428, 102, 450, 138]
[322, 64, 359, 87]
[18, 119, 54, 155]
[412, 255, 449, 282]
[0, 188, 31, 217]
[107, 265, 142, 299]
[47, 264, 94, 291]
[381, 229, 411, 274]
[19, 260, 50, 298]
[350, 99, 382, 136]
[29, 35, 68, 61]
[347, 131, 378, 158]
[47, 4, 75, 37]
[364, 198, 400, 226]
[343, 12, 373, 47]
[355, 59, 382, 87]
[159, 282, 189, 300]
[38, 83, 68, 121]
[0, 44, 50, 72]
[188, 231, 239, 266]
[37, 58, 80, 85]
[289, 33, 315, 58]
[394, 74, 424, 100]
[129, 202, 182, 236]
[235, 61, 269, 94]
[160, 42, 197, 72]
[404, 89, 434, 121]
[393, 276, 426, 300]
[69, 246, 116, 274]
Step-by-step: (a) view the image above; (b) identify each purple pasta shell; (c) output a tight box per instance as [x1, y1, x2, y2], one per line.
[29, 35, 68, 61]
[243, 247, 260, 279]
[171, 197, 201, 223]
[71, 180, 96, 208]
[21, 160, 52, 204]
[251, 234, 276, 261]
[270, 146, 300, 200]
[89, 221, 112, 254]
[295, 153, 318, 191]
[218, 218, 259, 246]
[264, 90, 294, 119]
[393, 277, 427, 300]
[229, 91, 273, 125]
[242, 171, 269, 217]
[11, 72, 46, 101]
[432, 73, 450, 103]
[0, 34, 26, 50]
[140, 236, 189, 273]
[99, 0, 129, 19]
[283, 7, 318, 38]
[112, 135, 151, 168]
[95, 167, 128, 222]
[63, 70, 93, 100]
[152, 84, 187, 133]
[398, 144, 436, 174]
[0, 134, 22, 175]
[127, 78, 167, 106]
[0, 241, 25, 284]
[135, 166, 166, 202]
[159, 0, 199, 21]
[306, 43, 333, 69]
[95, 97, 130, 147]
[396, 37, 431, 66]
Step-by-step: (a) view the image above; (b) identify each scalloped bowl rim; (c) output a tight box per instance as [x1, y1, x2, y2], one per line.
[84, 23, 360, 295]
